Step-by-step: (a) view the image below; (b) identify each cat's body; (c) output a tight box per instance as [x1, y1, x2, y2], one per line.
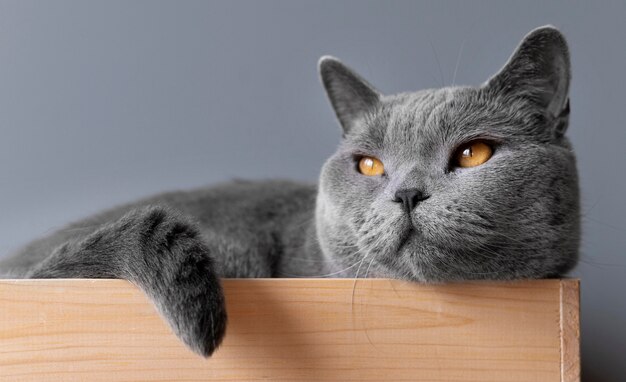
[0, 26, 580, 357]
[1, 180, 323, 279]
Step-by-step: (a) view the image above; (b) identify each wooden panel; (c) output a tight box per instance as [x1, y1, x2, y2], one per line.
[0, 279, 578, 381]
[560, 279, 580, 382]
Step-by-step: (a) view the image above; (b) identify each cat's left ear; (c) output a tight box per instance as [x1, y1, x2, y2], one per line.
[485, 26, 571, 136]
[319, 56, 381, 135]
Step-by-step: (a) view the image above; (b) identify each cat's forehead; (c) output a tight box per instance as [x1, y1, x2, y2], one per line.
[350, 85, 543, 156]
[351, 87, 478, 153]
[381, 88, 456, 144]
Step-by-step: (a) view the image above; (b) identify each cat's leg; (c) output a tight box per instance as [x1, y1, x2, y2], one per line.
[26, 206, 226, 357]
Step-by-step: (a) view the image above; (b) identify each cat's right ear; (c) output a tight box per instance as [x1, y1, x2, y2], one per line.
[318, 56, 381, 135]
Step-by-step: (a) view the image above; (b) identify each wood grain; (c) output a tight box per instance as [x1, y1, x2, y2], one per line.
[0, 279, 579, 381]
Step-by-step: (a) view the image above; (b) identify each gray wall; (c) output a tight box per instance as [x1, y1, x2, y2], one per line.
[0, 1, 623, 380]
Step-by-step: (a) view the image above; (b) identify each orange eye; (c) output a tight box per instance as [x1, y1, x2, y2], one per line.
[455, 141, 493, 168]
[358, 156, 384, 176]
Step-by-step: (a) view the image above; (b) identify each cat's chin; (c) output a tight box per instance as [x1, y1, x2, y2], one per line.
[389, 242, 512, 283]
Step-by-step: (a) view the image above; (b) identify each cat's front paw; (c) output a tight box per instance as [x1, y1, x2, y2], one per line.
[153, 247, 228, 357]
[129, 206, 229, 357]
[163, 277, 228, 358]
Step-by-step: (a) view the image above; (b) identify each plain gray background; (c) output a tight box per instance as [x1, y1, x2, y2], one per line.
[0, 1, 624, 379]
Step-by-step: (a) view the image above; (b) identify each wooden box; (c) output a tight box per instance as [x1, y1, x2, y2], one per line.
[0, 279, 579, 381]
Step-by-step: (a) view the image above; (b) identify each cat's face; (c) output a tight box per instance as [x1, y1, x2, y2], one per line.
[316, 26, 580, 282]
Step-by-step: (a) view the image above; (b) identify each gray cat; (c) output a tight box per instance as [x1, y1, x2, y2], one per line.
[0, 26, 579, 357]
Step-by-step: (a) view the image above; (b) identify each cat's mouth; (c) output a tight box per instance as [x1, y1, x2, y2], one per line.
[397, 226, 415, 252]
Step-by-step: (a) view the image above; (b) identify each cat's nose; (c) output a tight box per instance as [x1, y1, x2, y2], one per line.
[393, 189, 430, 213]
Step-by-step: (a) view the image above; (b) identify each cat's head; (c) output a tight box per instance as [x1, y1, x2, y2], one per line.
[316, 26, 579, 282]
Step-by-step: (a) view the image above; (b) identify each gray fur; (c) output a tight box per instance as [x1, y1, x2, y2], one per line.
[0, 26, 579, 357]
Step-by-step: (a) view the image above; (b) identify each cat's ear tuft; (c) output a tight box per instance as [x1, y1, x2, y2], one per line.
[486, 26, 571, 135]
[318, 56, 381, 135]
